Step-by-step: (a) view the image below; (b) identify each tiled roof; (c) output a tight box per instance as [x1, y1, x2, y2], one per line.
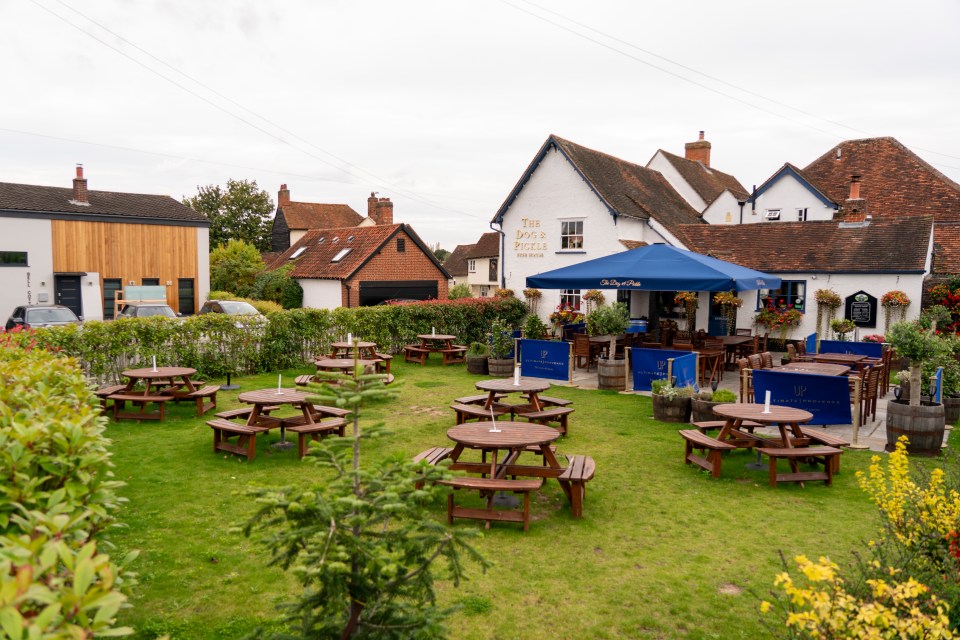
[0, 181, 207, 224]
[802, 137, 960, 223]
[280, 202, 363, 230]
[752, 163, 837, 208]
[260, 251, 281, 265]
[619, 239, 647, 250]
[269, 223, 447, 280]
[465, 232, 500, 259]
[443, 243, 474, 277]
[933, 224, 960, 274]
[677, 216, 931, 273]
[493, 135, 703, 240]
[658, 150, 750, 204]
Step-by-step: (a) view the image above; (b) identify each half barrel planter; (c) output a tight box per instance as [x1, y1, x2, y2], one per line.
[885, 400, 945, 456]
[487, 358, 514, 378]
[943, 395, 960, 426]
[466, 355, 489, 375]
[690, 398, 723, 423]
[598, 358, 626, 391]
[652, 395, 692, 423]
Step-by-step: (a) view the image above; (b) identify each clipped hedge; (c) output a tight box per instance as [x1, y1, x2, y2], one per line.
[0, 343, 135, 637]
[6, 297, 526, 383]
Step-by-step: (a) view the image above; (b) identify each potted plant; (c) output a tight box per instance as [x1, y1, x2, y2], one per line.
[548, 304, 583, 337]
[465, 341, 489, 375]
[487, 318, 515, 378]
[690, 388, 736, 422]
[830, 318, 856, 341]
[923, 333, 960, 425]
[651, 379, 695, 423]
[885, 321, 946, 455]
[522, 313, 548, 341]
[587, 302, 630, 390]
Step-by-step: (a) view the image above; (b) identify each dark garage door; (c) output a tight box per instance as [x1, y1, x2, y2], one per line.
[359, 280, 438, 306]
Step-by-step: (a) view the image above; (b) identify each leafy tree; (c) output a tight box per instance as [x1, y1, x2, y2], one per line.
[209, 239, 264, 296]
[184, 178, 274, 250]
[243, 364, 488, 639]
[447, 283, 472, 299]
[250, 265, 303, 309]
[433, 247, 450, 262]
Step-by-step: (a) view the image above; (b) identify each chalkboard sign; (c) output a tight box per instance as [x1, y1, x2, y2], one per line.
[844, 290, 877, 328]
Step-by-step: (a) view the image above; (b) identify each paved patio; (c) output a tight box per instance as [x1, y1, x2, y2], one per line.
[541, 352, 953, 453]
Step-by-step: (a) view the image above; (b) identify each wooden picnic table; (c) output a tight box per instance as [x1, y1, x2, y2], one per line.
[697, 348, 725, 386]
[417, 333, 457, 351]
[447, 421, 562, 479]
[814, 352, 866, 366]
[329, 340, 378, 359]
[122, 366, 199, 396]
[238, 387, 317, 448]
[712, 403, 814, 449]
[315, 357, 382, 374]
[476, 377, 550, 413]
[717, 335, 754, 368]
[777, 362, 850, 376]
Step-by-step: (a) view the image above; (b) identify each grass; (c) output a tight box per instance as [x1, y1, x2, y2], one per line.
[104, 359, 949, 639]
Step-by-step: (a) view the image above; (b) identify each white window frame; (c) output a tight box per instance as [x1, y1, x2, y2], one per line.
[331, 248, 352, 263]
[559, 289, 581, 311]
[797, 208, 808, 222]
[479, 285, 489, 297]
[765, 209, 781, 221]
[468, 259, 476, 273]
[560, 219, 584, 250]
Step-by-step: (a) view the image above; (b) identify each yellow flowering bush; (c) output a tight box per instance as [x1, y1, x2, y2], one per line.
[761, 555, 954, 638]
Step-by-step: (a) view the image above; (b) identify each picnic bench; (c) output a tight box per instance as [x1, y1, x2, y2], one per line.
[285, 417, 347, 458]
[559, 454, 595, 519]
[440, 477, 543, 532]
[450, 402, 511, 425]
[679, 429, 736, 479]
[403, 345, 430, 365]
[188, 385, 220, 417]
[454, 393, 506, 405]
[207, 418, 270, 461]
[94, 384, 127, 413]
[756, 446, 842, 487]
[440, 345, 469, 365]
[796, 427, 849, 473]
[108, 393, 173, 422]
[295, 374, 315, 386]
[516, 406, 574, 436]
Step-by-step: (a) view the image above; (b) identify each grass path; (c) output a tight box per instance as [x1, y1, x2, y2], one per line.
[107, 360, 912, 639]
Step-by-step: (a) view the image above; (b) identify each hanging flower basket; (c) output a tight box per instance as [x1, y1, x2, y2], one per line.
[881, 290, 911, 334]
[714, 291, 743, 335]
[674, 292, 699, 331]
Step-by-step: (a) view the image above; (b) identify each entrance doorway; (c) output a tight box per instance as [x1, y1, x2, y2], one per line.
[54, 274, 83, 319]
[707, 292, 734, 336]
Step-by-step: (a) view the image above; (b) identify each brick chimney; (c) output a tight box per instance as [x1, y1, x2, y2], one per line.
[70, 164, 89, 205]
[843, 175, 867, 222]
[278, 183, 290, 208]
[684, 130, 711, 167]
[367, 192, 394, 225]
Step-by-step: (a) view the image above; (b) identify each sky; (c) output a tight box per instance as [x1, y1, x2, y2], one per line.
[3, 0, 960, 250]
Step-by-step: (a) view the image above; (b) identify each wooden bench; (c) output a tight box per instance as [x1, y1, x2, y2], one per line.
[517, 407, 574, 436]
[440, 477, 543, 532]
[285, 418, 347, 458]
[311, 405, 353, 419]
[188, 385, 220, 417]
[453, 394, 506, 405]
[374, 353, 393, 374]
[94, 384, 127, 413]
[797, 427, 850, 473]
[558, 454, 595, 519]
[679, 429, 736, 479]
[404, 345, 429, 365]
[295, 374, 316, 386]
[215, 406, 280, 421]
[108, 394, 173, 422]
[756, 446, 843, 487]
[441, 345, 469, 365]
[413, 446, 454, 466]
[450, 402, 511, 425]
[207, 418, 269, 461]
[527, 395, 573, 408]
[692, 420, 762, 433]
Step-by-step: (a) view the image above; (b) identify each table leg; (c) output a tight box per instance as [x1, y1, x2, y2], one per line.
[542, 445, 573, 503]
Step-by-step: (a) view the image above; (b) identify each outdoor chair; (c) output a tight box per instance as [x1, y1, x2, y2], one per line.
[760, 351, 774, 369]
[737, 357, 754, 402]
[573, 334, 603, 371]
[747, 354, 763, 371]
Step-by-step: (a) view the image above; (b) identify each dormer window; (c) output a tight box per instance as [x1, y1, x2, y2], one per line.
[332, 236, 340, 244]
[331, 248, 352, 263]
[289, 246, 307, 259]
[347, 235, 354, 242]
[765, 209, 781, 220]
[317, 237, 325, 244]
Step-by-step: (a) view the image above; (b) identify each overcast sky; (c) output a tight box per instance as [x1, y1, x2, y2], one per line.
[4, 0, 959, 250]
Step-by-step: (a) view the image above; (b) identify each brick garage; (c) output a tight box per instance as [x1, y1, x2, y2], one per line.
[269, 223, 449, 309]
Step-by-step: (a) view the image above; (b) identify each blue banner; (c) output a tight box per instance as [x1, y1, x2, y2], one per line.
[519, 339, 570, 382]
[805, 333, 817, 355]
[671, 353, 698, 389]
[935, 367, 943, 403]
[631, 348, 691, 391]
[817, 340, 882, 358]
[753, 369, 852, 426]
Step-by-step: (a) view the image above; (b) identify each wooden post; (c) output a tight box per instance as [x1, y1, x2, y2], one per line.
[848, 376, 868, 449]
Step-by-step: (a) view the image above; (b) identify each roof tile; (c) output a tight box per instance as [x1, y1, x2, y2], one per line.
[280, 202, 363, 230]
[659, 150, 749, 204]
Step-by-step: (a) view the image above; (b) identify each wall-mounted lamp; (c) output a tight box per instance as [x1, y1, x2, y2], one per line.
[129, 280, 135, 285]
[39, 281, 46, 286]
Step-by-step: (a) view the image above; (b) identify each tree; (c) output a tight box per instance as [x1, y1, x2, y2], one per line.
[243, 364, 487, 639]
[433, 247, 450, 262]
[209, 239, 264, 296]
[448, 283, 472, 299]
[184, 178, 274, 250]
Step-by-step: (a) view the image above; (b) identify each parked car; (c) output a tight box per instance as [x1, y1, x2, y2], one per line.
[5, 305, 81, 331]
[116, 303, 180, 319]
[198, 300, 263, 317]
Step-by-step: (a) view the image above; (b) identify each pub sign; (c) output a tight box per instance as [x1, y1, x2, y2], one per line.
[844, 290, 877, 328]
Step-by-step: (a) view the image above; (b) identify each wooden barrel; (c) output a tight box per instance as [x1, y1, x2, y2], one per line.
[598, 359, 626, 390]
[652, 395, 691, 423]
[885, 400, 945, 455]
[690, 398, 721, 423]
[487, 358, 513, 378]
[943, 395, 960, 425]
[466, 355, 488, 375]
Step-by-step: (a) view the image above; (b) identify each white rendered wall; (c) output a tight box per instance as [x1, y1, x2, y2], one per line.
[747, 174, 838, 224]
[290, 229, 307, 245]
[702, 192, 746, 225]
[196, 227, 210, 307]
[647, 151, 707, 212]
[298, 279, 342, 310]
[500, 147, 671, 321]
[80, 272, 103, 321]
[0, 217, 54, 317]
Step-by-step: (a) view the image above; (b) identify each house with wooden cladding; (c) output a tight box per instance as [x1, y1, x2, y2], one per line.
[268, 223, 450, 308]
[0, 166, 210, 321]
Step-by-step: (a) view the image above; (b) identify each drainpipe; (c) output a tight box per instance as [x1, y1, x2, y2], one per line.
[737, 200, 746, 225]
[344, 282, 351, 307]
[490, 220, 506, 288]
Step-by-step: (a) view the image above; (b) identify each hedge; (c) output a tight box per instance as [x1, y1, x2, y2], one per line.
[4, 297, 526, 383]
[0, 341, 135, 637]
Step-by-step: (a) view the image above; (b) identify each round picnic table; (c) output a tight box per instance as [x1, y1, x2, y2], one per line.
[315, 357, 381, 371]
[447, 421, 561, 477]
[122, 366, 198, 395]
[238, 387, 316, 449]
[713, 403, 814, 473]
[476, 378, 550, 412]
[329, 341, 378, 359]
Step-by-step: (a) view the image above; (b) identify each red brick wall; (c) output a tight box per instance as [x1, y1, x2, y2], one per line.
[340, 229, 448, 307]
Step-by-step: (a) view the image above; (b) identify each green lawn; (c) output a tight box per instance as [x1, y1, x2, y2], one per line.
[106, 359, 908, 639]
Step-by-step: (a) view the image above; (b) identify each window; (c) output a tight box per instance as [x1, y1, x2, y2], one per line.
[178, 278, 195, 316]
[765, 209, 781, 220]
[331, 248, 352, 262]
[142, 278, 159, 286]
[757, 280, 806, 312]
[561, 220, 584, 250]
[797, 208, 808, 222]
[560, 289, 581, 311]
[396, 238, 406, 252]
[479, 286, 489, 297]
[468, 259, 476, 273]
[0, 251, 27, 266]
[488, 258, 498, 282]
[102, 278, 122, 320]
[289, 246, 307, 259]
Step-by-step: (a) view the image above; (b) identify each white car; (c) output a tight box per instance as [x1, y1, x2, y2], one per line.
[117, 303, 180, 319]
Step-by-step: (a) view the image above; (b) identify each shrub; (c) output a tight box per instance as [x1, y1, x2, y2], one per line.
[522, 314, 548, 340]
[0, 346, 136, 637]
[466, 341, 488, 357]
[711, 388, 737, 403]
[489, 318, 514, 359]
[249, 265, 303, 309]
[448, 283, 472, 299]
[209, 239, 264, 296]
[650, 380, 695, 399]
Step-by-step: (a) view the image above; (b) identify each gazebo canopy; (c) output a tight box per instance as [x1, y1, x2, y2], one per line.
[525, 244, 781, 292]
